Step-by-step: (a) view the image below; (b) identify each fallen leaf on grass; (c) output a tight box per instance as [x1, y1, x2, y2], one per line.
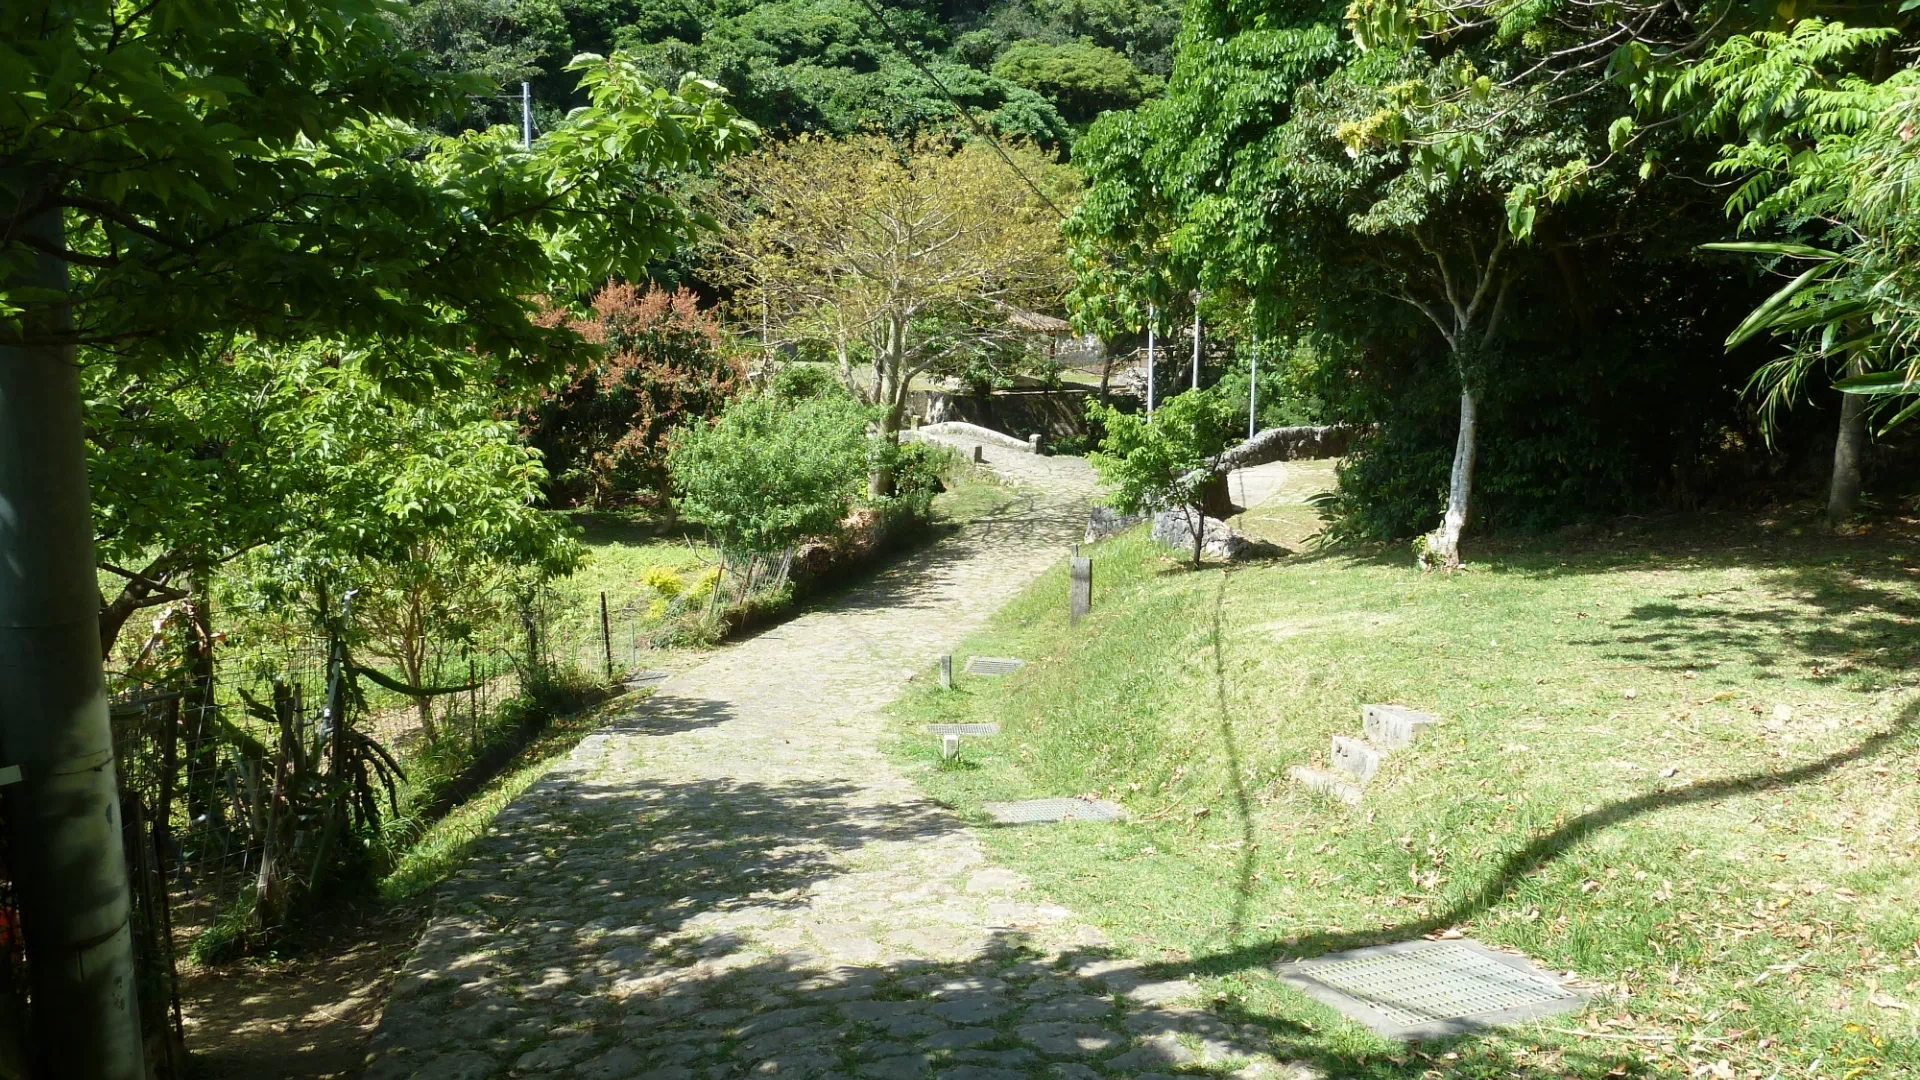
[1870, 991, 1912, 1012]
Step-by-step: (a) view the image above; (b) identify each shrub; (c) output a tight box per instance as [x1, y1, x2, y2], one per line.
[523, 283, 747, 508]
[880, 439, 959, 523]
[768, 363, 845, 401]
[667, 393, 873, 558]
[1088, 390, 1238, 565]
[641, 564, 684, 597]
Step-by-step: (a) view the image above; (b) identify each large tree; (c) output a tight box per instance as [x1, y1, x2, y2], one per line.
[718, 132, 1075, 451]
[1068, 0, 1756, 566]
[0, 0, 753, 1070]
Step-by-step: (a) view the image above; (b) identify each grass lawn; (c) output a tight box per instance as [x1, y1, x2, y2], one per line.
[551, 468, 1019, 671]
[547, 510, 714, 674]
[884, 466, 1920, 1079]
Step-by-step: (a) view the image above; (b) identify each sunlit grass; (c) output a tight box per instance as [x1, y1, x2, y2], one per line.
[885, 475, 1920, 1079]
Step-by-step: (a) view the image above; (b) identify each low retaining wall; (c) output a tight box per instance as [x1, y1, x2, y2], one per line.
[916, 387, 1093, 438]
[913, 421, 1036, 453]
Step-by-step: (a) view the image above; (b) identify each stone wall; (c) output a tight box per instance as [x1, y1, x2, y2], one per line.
[915, 387, 1093, 438]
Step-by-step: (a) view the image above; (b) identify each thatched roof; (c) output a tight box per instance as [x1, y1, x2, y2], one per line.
[1006, 308, 1072, 333]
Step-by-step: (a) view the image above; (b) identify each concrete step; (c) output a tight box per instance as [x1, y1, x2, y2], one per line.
[1286, 765, 1363, 806]
[1330, 735, 1382, 783]
[1362, 704, 1438, 749]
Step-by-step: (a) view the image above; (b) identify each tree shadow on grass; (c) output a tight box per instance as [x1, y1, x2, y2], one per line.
[1567, 576, 1920, 686]
[1136, 651, 1920, 1075]
[1168, 700, 1917, 984]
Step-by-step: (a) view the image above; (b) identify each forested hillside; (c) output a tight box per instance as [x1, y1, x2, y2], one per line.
[396, 0, 1180, 141]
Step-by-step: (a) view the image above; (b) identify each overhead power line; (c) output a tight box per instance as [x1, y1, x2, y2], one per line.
[852, 0, 1073, 222]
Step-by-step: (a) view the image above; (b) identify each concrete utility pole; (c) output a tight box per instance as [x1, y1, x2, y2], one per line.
[1191, 292, 1202, 390]
[1146, 303, 1157, 419]
[0, 196, 146, 1079]
[1249, 334, 1259, 441]
[521, 81, 532, 148]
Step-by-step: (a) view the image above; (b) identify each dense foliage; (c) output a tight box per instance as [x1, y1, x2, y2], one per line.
[1064, 0, 1803, 563]
[403, 0, 1181, 145]
[522, 283, 747, 508]
[666, 392, 875, 555]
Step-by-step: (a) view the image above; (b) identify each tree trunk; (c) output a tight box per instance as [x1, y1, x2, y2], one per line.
[180, 578, 223, 833]
[1828, 359, 1869, 527]
[1424, 387, 1479, 572]
[869, 401, 901, 498]
[0, 191, 146, 1078]
[1188, 506, 1205, 567]
[869, 316, 907, 497]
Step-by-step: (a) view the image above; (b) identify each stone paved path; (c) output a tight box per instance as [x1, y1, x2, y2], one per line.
[365, 436, 1310, 1080]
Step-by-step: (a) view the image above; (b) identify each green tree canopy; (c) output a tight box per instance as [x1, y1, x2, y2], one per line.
[587, 0, 1074, 143]
[1, 1, 753, 1067]
[991, 40, 1160, 123]
[717, 132, 1076, 442]
[1066, 0, 1761, 566]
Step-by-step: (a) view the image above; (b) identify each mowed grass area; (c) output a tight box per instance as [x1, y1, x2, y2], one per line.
[553, 468, 1021, 668]
[885, 468, 1920, 1079]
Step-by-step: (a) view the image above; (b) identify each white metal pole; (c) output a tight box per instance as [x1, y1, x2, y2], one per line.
[1145, 303, 1157, 419]
[522, 81, 532, 148]
[1249, 334, 1259, 441]
[1192, 307, 1201, 390]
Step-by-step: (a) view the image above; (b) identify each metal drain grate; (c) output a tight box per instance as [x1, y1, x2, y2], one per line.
[965, 656, 1025, 676]
[926, 723, 1001, 736]
[627, 670, 671, 687]
[1275, 939, 1588, 1040]
[983, 797, 1125, 824]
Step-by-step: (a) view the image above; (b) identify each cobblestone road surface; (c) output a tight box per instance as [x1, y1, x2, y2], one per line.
[365, 436, 1312, 1080]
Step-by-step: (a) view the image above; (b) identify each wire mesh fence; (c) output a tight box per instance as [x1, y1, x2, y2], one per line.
[0, 583, 596, 1075]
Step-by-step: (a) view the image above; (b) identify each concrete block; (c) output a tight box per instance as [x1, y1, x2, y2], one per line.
[1330, 735, 1380, 783]
[1286, 765, 1362, 806]
[1362, 704, 1437, 749]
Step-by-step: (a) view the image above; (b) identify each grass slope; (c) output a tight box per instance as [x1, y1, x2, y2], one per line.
[885, 479, 1920, 1079]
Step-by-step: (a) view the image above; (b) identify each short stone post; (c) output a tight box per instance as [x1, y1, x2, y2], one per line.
[972, 445, 984, 464]
[941, 733, 961, 761]
[939, 654, 953, 690]
[1069, 557, 1092, 627]
[1027, 433, 1043, 454]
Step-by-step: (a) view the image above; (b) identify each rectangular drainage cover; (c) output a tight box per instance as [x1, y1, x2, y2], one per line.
[927, 723, 1001, 736]
[1274, 939, 1589, 1041]
[965, 656, 1025, 676]
[627, 670, 671, 687]
[983, 797, 1125, 825]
